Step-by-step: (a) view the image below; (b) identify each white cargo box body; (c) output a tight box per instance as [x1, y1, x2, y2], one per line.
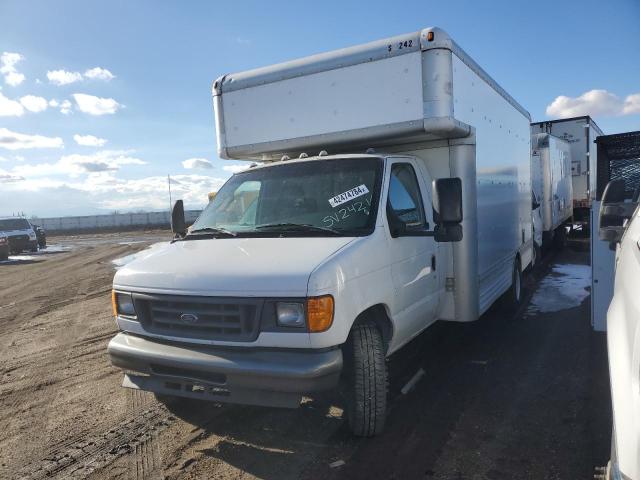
[531, 116, 603, 208]
[214, 27, 532, 319]
[531, 133, 573, 233]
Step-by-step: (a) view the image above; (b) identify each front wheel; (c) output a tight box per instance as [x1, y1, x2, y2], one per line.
[342, 323, 388, 437]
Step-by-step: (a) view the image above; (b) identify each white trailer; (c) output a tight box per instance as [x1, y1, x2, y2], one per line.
[108, 27, 532, 436]
[530, 133, 573, 249]
[531, 116, 604, 229]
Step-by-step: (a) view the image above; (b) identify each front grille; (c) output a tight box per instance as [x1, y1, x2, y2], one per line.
[133, 294, 262, 342]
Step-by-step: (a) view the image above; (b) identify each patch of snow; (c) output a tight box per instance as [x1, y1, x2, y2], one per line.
[526, 263, 591, 315]
[41, 244, 72, 252]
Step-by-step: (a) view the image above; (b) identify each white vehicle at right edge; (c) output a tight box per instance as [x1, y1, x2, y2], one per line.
[599, 179, 640, 480]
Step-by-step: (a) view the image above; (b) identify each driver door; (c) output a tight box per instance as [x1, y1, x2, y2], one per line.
[385, 157, 439, 346]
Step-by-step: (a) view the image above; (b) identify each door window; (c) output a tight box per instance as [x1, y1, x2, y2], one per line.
[387, 163, 426, 229]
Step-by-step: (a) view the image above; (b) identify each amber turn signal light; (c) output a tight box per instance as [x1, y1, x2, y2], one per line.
[307, 295, 334, 332]
[111, 290, 118, 318]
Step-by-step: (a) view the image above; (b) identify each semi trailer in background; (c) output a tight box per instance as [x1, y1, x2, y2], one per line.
[531, 116, 604, 232]
[530, 133, 573, 251]
[108, 27, 533, 436]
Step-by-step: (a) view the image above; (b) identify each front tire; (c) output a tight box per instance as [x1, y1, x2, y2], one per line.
[342, 323, 387, 437]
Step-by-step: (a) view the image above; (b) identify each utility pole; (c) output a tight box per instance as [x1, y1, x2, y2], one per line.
[168, 174, 172, 213]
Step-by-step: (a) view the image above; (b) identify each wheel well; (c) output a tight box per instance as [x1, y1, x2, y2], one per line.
[353, 304, 393, 353]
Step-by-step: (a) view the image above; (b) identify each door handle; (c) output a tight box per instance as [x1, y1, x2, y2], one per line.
[431, 255, 436, 271]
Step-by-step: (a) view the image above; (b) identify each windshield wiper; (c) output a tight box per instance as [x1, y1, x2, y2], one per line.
[186, 227, 237, 237]
[254, 223, 341, 235]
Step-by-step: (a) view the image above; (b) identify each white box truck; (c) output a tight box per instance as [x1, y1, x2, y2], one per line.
[531, 116, 604, 230]
[108, 27, 533, 436]
[530, 133, 573, 251]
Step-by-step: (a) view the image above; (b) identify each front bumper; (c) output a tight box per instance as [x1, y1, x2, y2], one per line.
[7, 236, 34, 252]
[108, 333, 343, 408]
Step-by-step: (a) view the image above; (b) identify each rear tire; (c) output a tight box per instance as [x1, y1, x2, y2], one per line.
[531, 242, 540, 269]
[553, 226, 567, 250]
[501, 257, 522, 312]
[342, 322, 388, 437]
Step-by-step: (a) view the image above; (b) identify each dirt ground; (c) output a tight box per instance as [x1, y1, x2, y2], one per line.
[0, 232, 611, 480]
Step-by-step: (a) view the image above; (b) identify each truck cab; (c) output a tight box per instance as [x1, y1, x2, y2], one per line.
[110, 152, 463, 436]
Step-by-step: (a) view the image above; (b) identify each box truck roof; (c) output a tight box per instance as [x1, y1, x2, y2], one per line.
[213, 27, 530, 161]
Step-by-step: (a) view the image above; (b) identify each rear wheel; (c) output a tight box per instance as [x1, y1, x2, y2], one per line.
[531, 241, 540, 269]
[553, 226, 567, 250]
[342, 322, 388, 437]
[501, 257, 522, 312]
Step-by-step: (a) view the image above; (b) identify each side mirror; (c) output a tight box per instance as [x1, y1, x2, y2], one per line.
[598, 179, 637, 245]
[433, 178, 463, 224]
[171, 199, 187, 237]
[432, 178, 463, 242]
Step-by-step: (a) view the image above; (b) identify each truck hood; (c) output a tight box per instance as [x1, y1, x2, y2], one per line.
[113, 237, 355, 296]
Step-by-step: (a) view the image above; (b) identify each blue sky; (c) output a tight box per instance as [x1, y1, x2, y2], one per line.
[1, 0, 639, 217]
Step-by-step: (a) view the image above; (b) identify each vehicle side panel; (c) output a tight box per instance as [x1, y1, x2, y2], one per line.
[451, 54, 532, 314]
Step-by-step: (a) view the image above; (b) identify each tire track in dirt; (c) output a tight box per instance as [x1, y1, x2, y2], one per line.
[19, 403, 174, 479]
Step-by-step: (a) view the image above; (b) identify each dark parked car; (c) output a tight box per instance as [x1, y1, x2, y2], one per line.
[0, 217, 38, 253]
[0, 235, 8, 261]
[32, 224, 46, 249]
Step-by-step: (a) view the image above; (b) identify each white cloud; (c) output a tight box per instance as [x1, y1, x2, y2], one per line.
[182, 157, 213, 169]
[0, 128, 64, 150]
[0, 171, 226, 215]
[0, 92, 25, 116]
[47, 69, 83, 86]
[47, 66, 115, 86]
[222, 164, 249, 174]
[72, 93, 121, 115]
[546, 89, 640, 118]
[0, 168, 25, 183]
[623, 94, 640, 115]
[84, 67, 115, 81]
[235, 37, 252, 46]
[59, 99, 72, 115]
[73, 134, 107, 147]
[1, 52, 25, 86]
[96, 174, 226, 211]
[19, 95, 48, 113]
[12, 150, 145, 178]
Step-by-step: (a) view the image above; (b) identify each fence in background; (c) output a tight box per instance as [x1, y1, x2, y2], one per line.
[32, 210, 202, 233]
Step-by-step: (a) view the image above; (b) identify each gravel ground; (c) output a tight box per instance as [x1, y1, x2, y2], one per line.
[0, 232, 610, 479]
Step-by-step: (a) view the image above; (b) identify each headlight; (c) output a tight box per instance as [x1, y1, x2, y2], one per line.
[29, 232, 36, 240]
[276, 302, 305, 328]
[111, 290, 136, 317]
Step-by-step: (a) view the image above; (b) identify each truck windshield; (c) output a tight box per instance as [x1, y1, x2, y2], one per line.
[0, 218, 31, 231]
[192, 157, 383, 237]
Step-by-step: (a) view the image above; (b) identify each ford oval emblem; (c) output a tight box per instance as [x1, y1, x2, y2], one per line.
[180, 313, 199, 324]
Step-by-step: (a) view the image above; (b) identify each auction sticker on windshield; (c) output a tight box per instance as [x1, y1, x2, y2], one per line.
[328, 184, 370, 208]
